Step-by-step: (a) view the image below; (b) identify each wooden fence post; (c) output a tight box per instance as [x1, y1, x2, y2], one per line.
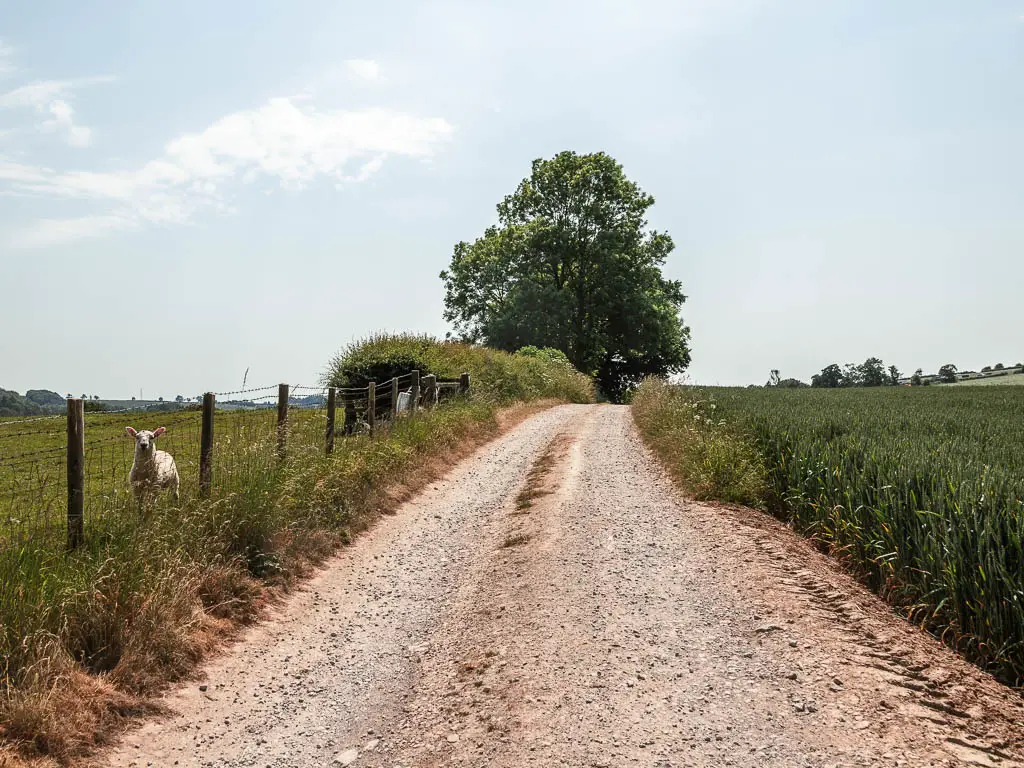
[200, 392, 215, 498]
[411, 370, 420, 415]
[66, 398, 84, 550]
[391, 377, 399, 420]
[344, 392, 356, 435]
[326, 387, 337, 454]
[367, 381, 376, 435]
[277, 383, 289, 458]
[459, 372, 471, 395]
[423, 374, 436, 408]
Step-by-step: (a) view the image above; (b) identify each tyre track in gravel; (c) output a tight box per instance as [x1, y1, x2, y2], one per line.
[107, 404, 1024, 768]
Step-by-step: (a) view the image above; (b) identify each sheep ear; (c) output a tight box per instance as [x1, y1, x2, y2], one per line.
[152, 427, 166, 438]
[125, 427, 137, 438]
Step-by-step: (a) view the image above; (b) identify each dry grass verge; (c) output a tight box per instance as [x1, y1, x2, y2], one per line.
[631, 379, 766, 506]
[0, 398, 569, 767]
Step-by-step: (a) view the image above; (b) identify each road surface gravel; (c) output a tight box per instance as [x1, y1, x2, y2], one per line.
[106, 404, 1024, 768]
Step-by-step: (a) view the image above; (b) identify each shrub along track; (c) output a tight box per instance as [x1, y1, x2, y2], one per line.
[105, 405, 1024, 768]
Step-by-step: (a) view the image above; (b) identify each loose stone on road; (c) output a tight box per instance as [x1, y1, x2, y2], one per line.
[108, 405, 1024, 768]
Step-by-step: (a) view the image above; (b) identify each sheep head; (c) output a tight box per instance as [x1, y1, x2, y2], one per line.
[125, 426, 167, 458]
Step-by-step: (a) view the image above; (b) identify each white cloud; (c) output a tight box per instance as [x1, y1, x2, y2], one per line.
[344, 59, 381, 81]
[4, 97, 453, 246]
[0, 75, 113, 147]
[0, 160, 53, 185]
[40, 100, 91, 147]
[0, 80, 69, 108]
[0, 75, 114, 109]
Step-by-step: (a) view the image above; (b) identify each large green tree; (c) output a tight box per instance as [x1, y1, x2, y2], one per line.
[440, 151, 690, 400]
[858, 357, 887, 387]
[811, 364, 843, 388]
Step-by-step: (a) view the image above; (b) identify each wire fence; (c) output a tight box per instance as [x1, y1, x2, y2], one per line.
[0, 372, 469, 550]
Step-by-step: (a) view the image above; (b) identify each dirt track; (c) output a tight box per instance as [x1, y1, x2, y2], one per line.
[107, 404, 1024, 768]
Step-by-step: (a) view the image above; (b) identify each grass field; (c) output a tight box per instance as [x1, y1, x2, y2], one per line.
[1, 403, 333, 544]
[633, 380, 1024, 684]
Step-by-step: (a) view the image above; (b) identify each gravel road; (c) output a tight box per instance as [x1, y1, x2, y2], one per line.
[107, 404, 1024, 768]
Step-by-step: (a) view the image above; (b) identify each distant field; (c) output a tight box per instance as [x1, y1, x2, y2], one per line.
[633, 381, 1024, 683]
[941, 373, 1024, 386]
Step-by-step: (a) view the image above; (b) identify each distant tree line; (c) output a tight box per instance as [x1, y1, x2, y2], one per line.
[807, 358, 901, 388]
[765, 369, 810, 389]
[768, 358, 1024, 390]
[0, 388, 65, 417]
[766, 358, 902, 389]
[0, 388, 192, 417]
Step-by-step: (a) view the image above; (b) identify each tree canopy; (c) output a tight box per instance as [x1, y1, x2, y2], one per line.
[811, 358, 901, 388]
[440, 151, 691, 401]
[0, 388, 42, 417]
[811, 364, 843, 389]
[938, 363, 958, 383]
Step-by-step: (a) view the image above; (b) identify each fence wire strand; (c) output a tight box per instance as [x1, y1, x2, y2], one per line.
[1, 374, 466, 547]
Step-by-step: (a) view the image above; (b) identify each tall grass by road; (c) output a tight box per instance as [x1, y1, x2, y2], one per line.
[632, 379, 1024, 684]
[0, 336, 594, 765]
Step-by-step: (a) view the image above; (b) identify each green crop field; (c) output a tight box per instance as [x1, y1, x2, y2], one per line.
[633, 381, 1024, 683]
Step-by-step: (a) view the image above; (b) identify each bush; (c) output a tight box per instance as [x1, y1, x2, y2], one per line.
[324, 333, 595, 405]
[514, 345, 572, 368]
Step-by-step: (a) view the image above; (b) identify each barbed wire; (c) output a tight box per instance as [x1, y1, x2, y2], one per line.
[83, 404, 199, 417]
[0, 445, 67, 463]
[0, 427, 67, 441]
[213, 385, 279, 398]
[0, 413, 65, 428]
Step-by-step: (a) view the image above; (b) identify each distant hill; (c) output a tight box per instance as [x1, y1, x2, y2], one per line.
[0, 389, 207, 418]
[25, 389, 64, 408]
[0, 388, 71, 417]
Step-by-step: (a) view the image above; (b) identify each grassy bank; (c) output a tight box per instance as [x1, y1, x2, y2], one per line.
[632, 378, 1024, 684]
[0, 337, 593, 765]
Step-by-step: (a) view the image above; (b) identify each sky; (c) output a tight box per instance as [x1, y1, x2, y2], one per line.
[1, 1, 1022, 397]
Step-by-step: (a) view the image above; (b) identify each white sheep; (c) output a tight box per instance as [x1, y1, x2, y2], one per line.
[125, 426, 180, 508]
